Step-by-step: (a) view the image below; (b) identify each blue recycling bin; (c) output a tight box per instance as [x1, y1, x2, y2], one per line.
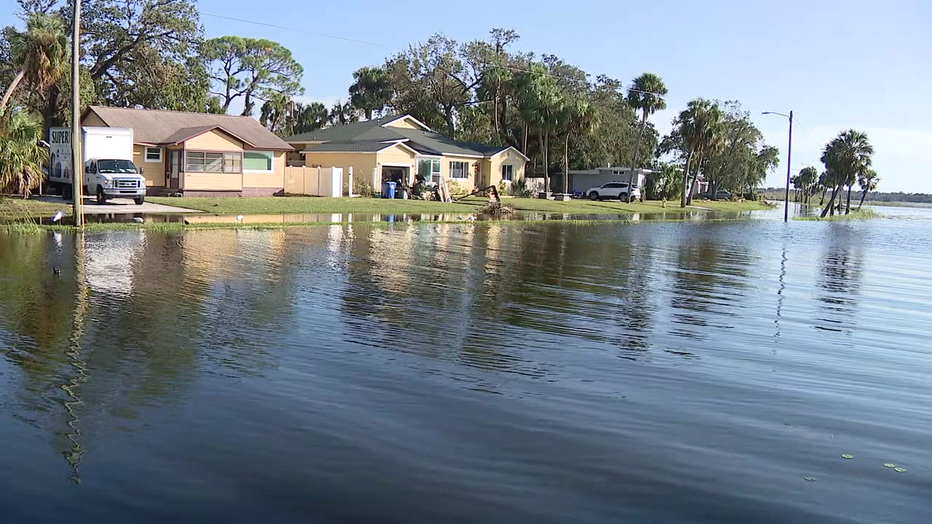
[381, 181, 397, 199]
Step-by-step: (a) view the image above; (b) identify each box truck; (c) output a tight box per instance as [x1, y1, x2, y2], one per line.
[49, 127, 147, 205]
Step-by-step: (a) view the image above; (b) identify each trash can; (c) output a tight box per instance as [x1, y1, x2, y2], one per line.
[381, 181, 397, 199]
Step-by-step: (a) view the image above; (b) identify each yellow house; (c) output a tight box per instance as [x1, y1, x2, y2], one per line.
[83, 106, 294, 196]
[285, 115, 528, 193]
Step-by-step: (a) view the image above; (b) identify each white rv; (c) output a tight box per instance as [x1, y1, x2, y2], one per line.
[49, 127, 148, 205]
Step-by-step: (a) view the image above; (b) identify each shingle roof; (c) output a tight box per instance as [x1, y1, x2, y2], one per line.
[284, 114, 511, 158]
[87, 106, 293, 150]
[302, 140, 407, 153]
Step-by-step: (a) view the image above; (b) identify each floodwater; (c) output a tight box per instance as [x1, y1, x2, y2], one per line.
[0, 208, 930, 523]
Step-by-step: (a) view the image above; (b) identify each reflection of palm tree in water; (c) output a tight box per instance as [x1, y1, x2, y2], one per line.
[61, 232, 89, 484]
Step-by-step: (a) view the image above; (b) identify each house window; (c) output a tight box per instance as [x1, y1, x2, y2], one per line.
[418, 159, 441, 183]
[450, 161, 468, 179]
[145, 147, 162, 162]
[186, 151, 242, 173]
[501, 164, 514, 182]
[244, 151, 273, 171]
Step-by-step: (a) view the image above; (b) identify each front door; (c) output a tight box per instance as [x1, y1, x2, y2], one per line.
[167, 150, 181, 189]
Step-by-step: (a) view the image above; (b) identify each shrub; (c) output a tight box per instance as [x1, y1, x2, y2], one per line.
[353, 177, 373, 197]
[509, 177, 531, 197]
[447, 180, 467, 197]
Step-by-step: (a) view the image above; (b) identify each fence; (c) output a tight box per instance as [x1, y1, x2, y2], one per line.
[284, 166, 343, 197]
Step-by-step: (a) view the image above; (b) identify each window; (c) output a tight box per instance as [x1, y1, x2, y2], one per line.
[186, 151, 242, 173]
[450, 161, 468, 179]
[501, 164, 514, 182]
[145, 147, 162, 162]
[244, 151, 273, 171]
[418, 159, 442, 183]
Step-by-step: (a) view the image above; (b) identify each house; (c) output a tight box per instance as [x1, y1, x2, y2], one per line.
[82, 106, 293, 196]
[566, 167, 655, 194]
[284, 115, 528, 193]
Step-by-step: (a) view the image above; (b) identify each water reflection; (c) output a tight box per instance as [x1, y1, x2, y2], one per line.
[0, 216, 930, 523]
[816, 224, 864, 333]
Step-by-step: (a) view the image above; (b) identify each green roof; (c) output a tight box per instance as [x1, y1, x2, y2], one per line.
[302, 140, 406, 153]
[285, 115, 510, 158]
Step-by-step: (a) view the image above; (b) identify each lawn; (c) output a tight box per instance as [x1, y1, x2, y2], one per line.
[0, 196, 67, 218]
[147, 195, 773, 216]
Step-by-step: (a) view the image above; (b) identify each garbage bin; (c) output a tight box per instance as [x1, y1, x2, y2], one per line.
[381, 181, 397, 199]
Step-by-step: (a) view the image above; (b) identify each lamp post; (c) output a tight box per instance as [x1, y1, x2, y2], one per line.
[762, 111, 793, 222]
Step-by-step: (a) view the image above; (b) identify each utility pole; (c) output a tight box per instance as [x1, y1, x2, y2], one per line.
[71, 0, 83, 227]
[784, 111, 793, 222]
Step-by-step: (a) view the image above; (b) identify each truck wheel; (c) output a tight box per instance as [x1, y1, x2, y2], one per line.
[589, 192, 599, 201]
[96, 186, 107, 204]
[134, 196, 145, 205]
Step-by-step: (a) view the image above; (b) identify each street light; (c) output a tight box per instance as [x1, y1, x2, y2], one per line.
[762, 111, 793, 222]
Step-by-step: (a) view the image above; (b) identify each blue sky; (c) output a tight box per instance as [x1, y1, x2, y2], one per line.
[5, 0, 930, 191]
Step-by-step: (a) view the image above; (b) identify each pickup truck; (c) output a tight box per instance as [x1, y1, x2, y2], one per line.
[85, 158, 147, 205]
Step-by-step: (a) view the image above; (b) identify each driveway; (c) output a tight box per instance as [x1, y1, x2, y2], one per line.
[36, 195, 199, 215]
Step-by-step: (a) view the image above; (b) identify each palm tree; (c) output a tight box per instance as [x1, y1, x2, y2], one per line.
[796, 166, 818, 204]
[1, 13, 69, 112]
[820, 130, 873, 217]
[0, 110, 47, 197]
[673, 99, 723, 207]
[818, 171, 830, 205]
[290, 102, 328, 134]
[559, 97, 596, 194]
[514, 63, 565, 196]
[349, 66, 393, 120]
[857, 169, 879, 210]
[328, 100, 358, 126]
[626, 72, 667, 190]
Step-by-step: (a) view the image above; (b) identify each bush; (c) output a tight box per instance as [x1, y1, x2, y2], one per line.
[353, 177, 373, 197]
[509, 177, 531, 197]
[447, 180, 468, 197]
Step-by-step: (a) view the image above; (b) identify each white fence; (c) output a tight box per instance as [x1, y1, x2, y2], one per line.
[284, 166, 343, 197]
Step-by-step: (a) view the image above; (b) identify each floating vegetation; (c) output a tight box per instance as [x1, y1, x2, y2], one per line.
[894, 467, 908, 473]
[841, 454, 854, 459]
[884, 463, 897, 468]
[804, 477, 817, 482]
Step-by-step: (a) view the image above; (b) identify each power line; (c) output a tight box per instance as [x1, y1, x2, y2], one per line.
[792, 116, 827, 152]
[202, 12, 670, 98]
[202, 13, 388, 48]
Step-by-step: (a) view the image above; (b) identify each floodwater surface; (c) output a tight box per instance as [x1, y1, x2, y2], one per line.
[0, 209, 930, 522]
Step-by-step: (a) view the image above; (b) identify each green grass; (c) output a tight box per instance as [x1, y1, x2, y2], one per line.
[147, 195, 773, 216]
[795, 208, 881, 221]
[0, 196, 68, 218]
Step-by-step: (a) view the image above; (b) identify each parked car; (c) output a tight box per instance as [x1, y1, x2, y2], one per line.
[697, 190, 732, 200]
[586, 182, 641, 202]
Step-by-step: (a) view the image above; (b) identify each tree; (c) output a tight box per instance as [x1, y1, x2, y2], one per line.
[348, 66, 392, 120]
[668, 98, 722, 207]
[80, 0, 204, 105]
[626, 72, 667, 173]
[470, 28, 521, 146]
[819, 130, 873, 217]
[328, 100, 358, 126]
[645, 163, 682, 201]
[700, 101, 767, 197]
[513, 62, 565, 195]
[558, 96, 596, 194]
[385, 34, 475, 137]
[0, 110, 47, 197]
[795, 166, 818, 203]
[202, 36, 304, 115]
[857, 168, 879, 210]
[1, 12, 68, 112]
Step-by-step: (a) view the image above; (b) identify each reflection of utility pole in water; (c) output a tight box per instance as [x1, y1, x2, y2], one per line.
[774, 240, 788, 345]
[62, 232, 89, 484]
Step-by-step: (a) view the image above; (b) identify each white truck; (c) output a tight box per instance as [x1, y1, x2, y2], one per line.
[49, 127, 147, 205]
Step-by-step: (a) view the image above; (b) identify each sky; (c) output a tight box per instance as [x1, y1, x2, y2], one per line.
[4, 0, 931, 191]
